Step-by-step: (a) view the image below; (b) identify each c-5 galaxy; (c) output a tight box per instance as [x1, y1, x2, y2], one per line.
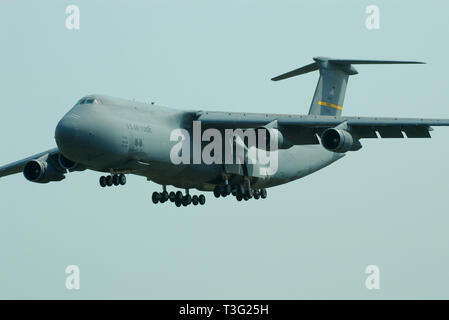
[2, 57, 449, 207]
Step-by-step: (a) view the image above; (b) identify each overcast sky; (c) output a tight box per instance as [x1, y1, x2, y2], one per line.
[1, 0, 449, 299]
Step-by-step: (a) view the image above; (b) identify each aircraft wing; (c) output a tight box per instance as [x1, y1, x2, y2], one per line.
[196, 111, 449, 144]
[0, 147, 60, 178]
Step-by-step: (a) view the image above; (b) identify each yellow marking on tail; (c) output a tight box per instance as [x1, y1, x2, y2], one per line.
[318, 101, 342, 110]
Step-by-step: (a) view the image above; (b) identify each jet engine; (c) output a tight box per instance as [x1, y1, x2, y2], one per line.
[321, 128, 362, 153]
[256, 127, 292, 151]
[23, 160, 65, 183]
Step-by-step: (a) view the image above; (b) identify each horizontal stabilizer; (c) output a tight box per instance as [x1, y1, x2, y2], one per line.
[271, 57, 425, 81]
[271, 62, 318, 81]
[326, 58, 425, 65]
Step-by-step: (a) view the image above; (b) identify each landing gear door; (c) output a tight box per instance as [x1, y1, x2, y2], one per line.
[224, 137, 268, 179]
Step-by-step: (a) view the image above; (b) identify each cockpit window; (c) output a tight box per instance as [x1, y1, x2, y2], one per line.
[76, 97, 101, 105]
[76, 98, 85, 105]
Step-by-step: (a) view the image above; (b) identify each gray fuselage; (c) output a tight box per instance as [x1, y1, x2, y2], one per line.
[54, 95, 343, 191]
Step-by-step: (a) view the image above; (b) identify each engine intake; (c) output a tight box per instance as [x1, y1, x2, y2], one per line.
[321, 128, 362, 153]
[23, 160, 65, 183]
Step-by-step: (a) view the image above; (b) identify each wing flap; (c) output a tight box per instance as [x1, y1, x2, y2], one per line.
[403, 126, 432, 138]
[377, 127, 404, 138]
[351, 126, 378, 138]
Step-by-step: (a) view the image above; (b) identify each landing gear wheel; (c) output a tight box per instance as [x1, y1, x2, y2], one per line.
[220, 187, 228, 197]
[161, 191, 169, 203]
[181, 196, 189, 206]
[105, 175, 113, 187]
[254, 192, 260, 200]
[118, 174, 126, 185]
[192, 195, 199, 206]
[198, 194, 206, 205]
[237, 185, 244, 196]
[243, 195, 249, 201]
[112, 175, 119, 186]
[175, 191, 183, 202]
[236, 194, 242, 201]
[169, 191, 176, 202]
[260, 188, 267, 199]
[152, 191, 160, 204]
[213, 186, 221, 198]
[99, 176, 106, 187]
[224, 184, 231, 196]
[175, 199, 182, 207]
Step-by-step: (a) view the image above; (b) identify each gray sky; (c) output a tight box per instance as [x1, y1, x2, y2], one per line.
[1, 0, 449, 299]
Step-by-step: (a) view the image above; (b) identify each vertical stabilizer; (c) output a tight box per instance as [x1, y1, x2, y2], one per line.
[271, 57, 424, 117]
[307, 57, 357, 116]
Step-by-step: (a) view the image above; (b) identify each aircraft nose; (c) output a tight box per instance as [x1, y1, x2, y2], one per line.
[55, 115, 79, 154]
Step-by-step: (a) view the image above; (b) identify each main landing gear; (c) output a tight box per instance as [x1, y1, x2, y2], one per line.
[152, 187, 206, 207]
[99, 174, 126, 187]
[214, 185, 267, 202]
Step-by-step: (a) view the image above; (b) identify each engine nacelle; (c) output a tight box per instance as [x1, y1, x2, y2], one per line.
[256, 127, 292, 151]
[23, 160, 65, 183]
[58, 153, 78, 171]
[321, 128, 362, 153]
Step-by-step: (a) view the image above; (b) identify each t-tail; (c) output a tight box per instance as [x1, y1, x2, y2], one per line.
[271, 57, 424, 117]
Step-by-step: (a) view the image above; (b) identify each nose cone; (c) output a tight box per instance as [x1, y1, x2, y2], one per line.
[55, 108, 124, 168]
[55, 115, 79, 157]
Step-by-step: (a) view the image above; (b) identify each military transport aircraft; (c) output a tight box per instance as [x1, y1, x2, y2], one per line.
[1, 57, 449, 207]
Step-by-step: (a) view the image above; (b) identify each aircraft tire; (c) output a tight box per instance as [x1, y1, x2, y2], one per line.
[105, 175, 113, 187]
[224, 184, 232, 196]
[220, 188, 228, 197]
[237, 185, 244, 196]
[99, 176, 106, 187]
[112, 175, 119, 186]
[119, 174, 126, 185]
[198, 194, 206, 205]
[152, 191, 160, 204]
